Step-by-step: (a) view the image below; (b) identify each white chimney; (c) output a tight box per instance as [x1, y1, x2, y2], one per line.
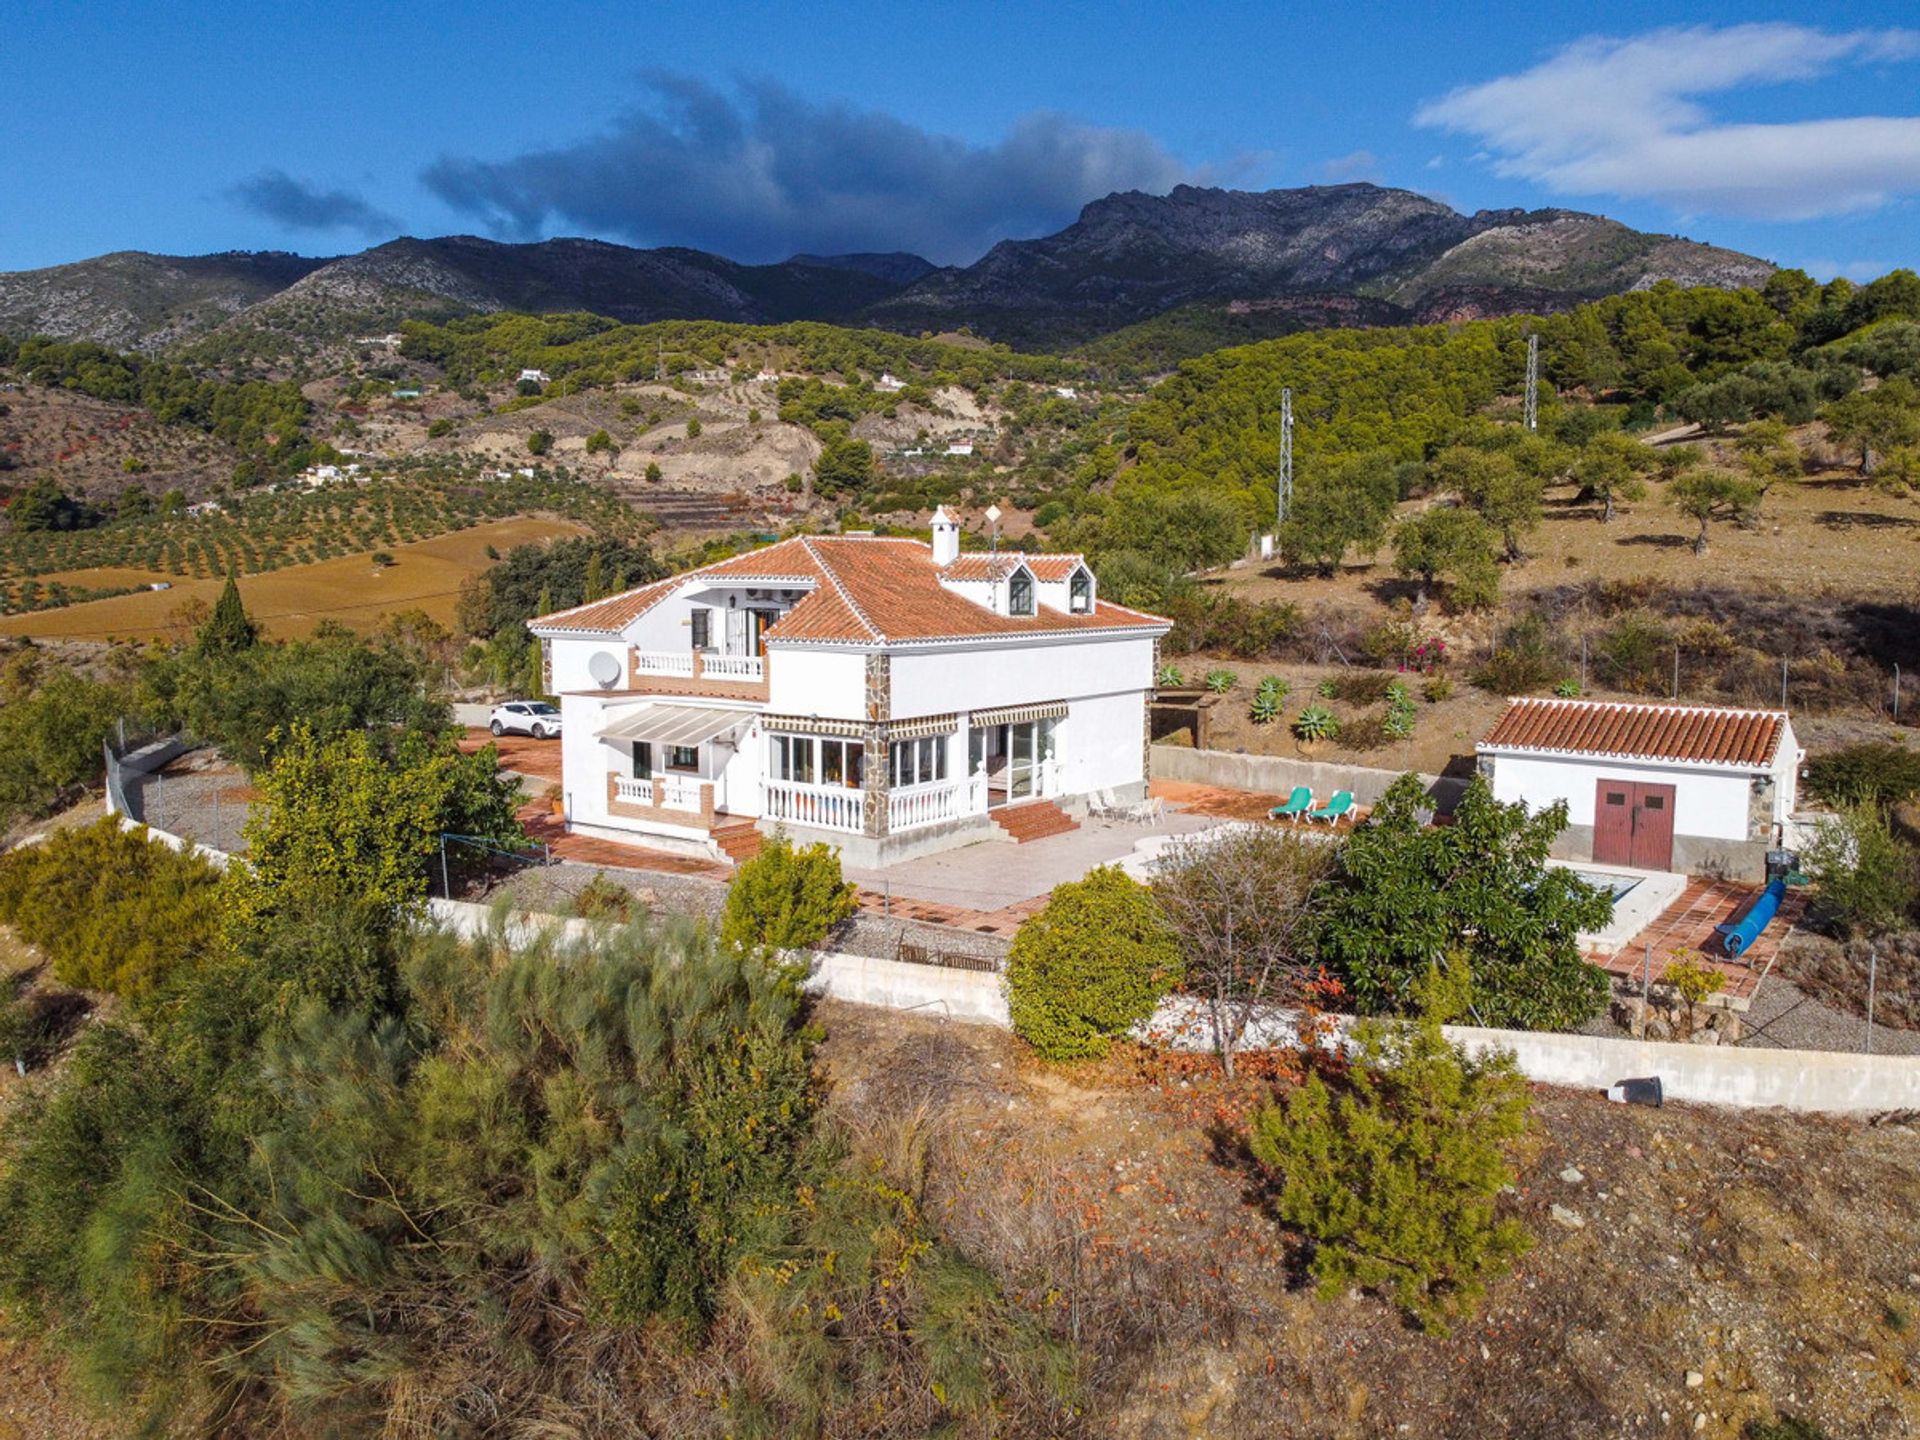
[930, 505, 960, 566]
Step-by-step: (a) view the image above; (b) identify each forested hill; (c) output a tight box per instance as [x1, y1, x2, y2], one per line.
[0, 184, 1772, 362]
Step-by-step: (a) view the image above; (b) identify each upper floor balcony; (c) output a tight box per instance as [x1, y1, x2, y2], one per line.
[626, 648, 769, 701]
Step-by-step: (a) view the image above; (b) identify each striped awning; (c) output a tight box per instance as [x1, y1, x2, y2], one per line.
[887, 713, 958, 741]
[969, 700, 1067, 728]
[761, 713, 866, 739]
[597, 703, 752, 746]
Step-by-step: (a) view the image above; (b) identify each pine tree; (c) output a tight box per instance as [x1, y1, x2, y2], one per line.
[582, 552, 604, 604]
[1247, 966, 1532, 1335]
[197, 573, 258, 654]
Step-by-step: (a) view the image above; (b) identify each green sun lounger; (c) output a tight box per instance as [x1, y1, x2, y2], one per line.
[1268, 786, 1314, 822]
[1308, 790, 1355, 825]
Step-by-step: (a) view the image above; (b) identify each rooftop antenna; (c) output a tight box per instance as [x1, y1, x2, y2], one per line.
[1276, 386, 1293, 529]
[1523, 333, 1539, 432]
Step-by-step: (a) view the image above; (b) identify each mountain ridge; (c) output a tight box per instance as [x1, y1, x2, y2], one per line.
[0, 184, 1775, 358]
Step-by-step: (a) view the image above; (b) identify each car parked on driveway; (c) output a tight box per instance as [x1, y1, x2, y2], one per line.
[489, 701, 562, 739]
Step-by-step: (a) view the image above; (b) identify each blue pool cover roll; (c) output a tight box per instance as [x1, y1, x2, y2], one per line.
[1715, 877, 1786, 958]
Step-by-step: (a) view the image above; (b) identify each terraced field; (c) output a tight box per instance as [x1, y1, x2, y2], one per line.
[0, 515, 586, 641]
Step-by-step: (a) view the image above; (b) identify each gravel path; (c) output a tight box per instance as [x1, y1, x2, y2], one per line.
[128, 755, 252, 855]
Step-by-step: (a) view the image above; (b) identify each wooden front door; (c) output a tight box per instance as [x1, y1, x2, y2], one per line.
[1592, 779, 1676, 870]
[1630, 783, 1676, 870]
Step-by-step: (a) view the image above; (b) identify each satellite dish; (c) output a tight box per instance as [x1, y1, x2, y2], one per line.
[587, 651, 622, 688]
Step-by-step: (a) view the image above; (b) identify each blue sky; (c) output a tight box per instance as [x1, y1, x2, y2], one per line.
[3, 1, 1917, 279]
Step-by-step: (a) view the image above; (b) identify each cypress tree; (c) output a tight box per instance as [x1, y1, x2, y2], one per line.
[197, 574, 259, 654]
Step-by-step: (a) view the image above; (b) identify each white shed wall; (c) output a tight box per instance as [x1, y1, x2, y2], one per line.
[1490, 754, 1753, 840]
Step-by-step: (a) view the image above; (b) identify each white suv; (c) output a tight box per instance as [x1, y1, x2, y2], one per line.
[488, 700, 562, 739]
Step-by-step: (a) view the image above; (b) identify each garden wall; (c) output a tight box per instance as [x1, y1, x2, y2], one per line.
[1150, 744, 1466, 810]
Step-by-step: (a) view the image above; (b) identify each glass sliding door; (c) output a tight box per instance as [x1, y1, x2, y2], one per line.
[1009, 721, 1035, 800]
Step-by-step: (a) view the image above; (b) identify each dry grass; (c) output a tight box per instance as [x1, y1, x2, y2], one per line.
[0, 515, 586, 642]
[814, 999, 1920, 1440]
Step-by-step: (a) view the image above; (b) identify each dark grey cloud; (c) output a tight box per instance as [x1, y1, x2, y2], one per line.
[227, 169, 401, 237]
[422, 75, 1203, 263]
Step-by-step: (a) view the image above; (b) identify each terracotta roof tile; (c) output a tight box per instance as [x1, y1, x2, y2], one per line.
[534, 535, 1165, 645]
[533, 575, 680, 634]
[1481, 698, 1786, 768]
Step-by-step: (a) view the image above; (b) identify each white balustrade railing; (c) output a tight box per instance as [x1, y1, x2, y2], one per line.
[888, 776, 985, 833]
[701, 653, 765, 681]
[613, 773, 704, 813]
[631, 650, 695, 677]
[763, 778, 864, 833]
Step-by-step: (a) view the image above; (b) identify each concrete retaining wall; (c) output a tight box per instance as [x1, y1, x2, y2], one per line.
[1151, 744, 1466, 810]
[103, 736, 192, 822]
[87, 843, 1906, 1116]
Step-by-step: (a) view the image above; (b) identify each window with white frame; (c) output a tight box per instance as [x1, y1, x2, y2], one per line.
[889, 735, 948, 788]
[770, 734, 863, 787]
[690, 608, 712, 650]
[1007, 569, 1034, 616]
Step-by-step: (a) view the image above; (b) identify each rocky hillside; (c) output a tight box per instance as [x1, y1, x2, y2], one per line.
[0, 185, 1774, 359]
[0, 250, 326, 352]
[872, 185, 1775, 347]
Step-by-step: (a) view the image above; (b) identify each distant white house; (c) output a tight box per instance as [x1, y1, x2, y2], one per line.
[530, 508, 1166, 867]
[1054, 386, 1078, 400]
[756, 369, 779, 382]
[1478, 698, 1803, 879]
[945, 442, 974, 457]
[518, 369, 551, 386]
[186, 500, 222, 517]
[875, 372, 906, 393]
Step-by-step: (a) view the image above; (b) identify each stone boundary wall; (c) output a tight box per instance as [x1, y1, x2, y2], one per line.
[1150, 744, 1467, 810]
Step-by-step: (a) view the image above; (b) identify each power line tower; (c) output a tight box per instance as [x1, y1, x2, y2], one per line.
[1523, 333, 1539, 432]
[1276, 386, 1294, 529]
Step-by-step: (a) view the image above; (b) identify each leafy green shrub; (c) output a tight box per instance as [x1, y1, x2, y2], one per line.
[573, 870, 634, 922]
[1422, 674, 1455, 703]
[584, 428, 614, 455]
[0, 819, 225, 1002]
[1007, 865, 1180, 1060]
[526, 429, 552, 455]
[720, 832, 858, 951]
[686, 417, 702, 438]
[1807, 741, 1920, 808]
[1204, 667, 1237, 694]
[1314, 773, 1613, 1028]
[1156, 663, 1184, 687]
[1247, 967, 1531, 1336]
[426, 417, 453, 438]
[1315, 679, 1337, 699]
[1292, 703, 1340, 743]
[1554, 678, 1581, 697]
[1802, 803, 1918, 938]
[1471, 614, 1568, 695]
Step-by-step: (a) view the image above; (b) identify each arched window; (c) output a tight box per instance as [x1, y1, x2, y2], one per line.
[1008, 569, 1034, 616]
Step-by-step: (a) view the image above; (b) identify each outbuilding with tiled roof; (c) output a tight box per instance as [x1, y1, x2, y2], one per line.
[1477, 697, 1804, 878]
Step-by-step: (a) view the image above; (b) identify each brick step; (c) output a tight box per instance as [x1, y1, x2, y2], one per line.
[991, 800, 1078, 844]
[712, 821, 764, 865]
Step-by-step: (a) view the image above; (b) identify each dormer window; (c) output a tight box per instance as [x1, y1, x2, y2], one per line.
[1007, 569, 1034, 617]
[1069, 568, 1092, 614]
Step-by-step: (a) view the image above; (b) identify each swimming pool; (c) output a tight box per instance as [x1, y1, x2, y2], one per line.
[1563, 868, 1643, 902]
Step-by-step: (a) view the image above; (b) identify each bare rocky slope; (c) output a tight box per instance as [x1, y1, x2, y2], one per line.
[0, 185, 1774, 358]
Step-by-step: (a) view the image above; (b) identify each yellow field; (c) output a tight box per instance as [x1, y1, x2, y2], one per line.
[0, 516, 588, 642]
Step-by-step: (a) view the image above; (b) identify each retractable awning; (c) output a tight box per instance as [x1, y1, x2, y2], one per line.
[596, 703, 752, 746]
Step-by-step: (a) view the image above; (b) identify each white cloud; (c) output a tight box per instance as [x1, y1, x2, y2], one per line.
[1416, 24, 1920, 220]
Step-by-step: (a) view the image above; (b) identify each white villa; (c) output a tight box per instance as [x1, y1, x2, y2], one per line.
[530, 508, 1170, 865]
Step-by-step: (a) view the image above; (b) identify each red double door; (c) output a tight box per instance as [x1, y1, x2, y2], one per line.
[1593, 779, 1676, 870]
